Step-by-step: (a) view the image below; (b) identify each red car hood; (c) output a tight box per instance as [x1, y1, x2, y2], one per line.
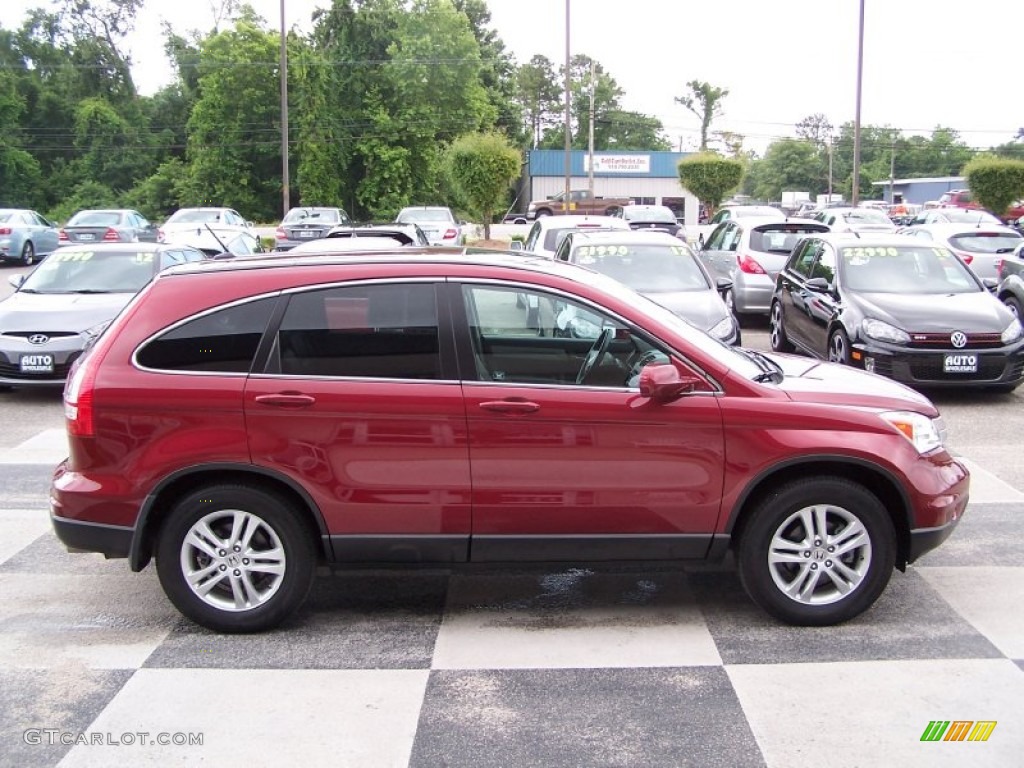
[764, 352, 938, 416]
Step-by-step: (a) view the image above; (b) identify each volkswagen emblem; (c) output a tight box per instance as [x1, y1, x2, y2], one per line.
[950, 331, 968, 349]
[28, 334, 49, 345]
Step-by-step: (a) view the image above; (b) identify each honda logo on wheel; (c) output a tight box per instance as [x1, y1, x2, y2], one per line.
[950, 331, 967, 349]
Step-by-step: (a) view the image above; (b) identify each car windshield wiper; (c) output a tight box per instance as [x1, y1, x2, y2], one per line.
[737, 347, 784, 383]
[67, 289, 115, 294]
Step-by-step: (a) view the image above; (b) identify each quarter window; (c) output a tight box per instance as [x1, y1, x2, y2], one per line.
[276, 283, 441, 380]
[136, 296, 277, 373]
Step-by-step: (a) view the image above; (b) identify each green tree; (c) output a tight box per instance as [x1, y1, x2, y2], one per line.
[445, 131, 520, 240]
[515, 54, 561, 148]
[675, 80, 729, 152]
[677, 153, 744, 216]
[183, 10, 283, 221]
[964, 155, 1024, 221]
[746, 139, 824, 202]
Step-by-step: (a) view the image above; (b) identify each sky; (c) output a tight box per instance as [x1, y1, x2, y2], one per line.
[3, 0, 1021, 155]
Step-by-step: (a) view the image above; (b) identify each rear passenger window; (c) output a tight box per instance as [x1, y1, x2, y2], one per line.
[136, 297, 277, 373]
[275, 283, 440, 380]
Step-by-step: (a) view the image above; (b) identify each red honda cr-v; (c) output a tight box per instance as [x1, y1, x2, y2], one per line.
[51, 250, 968, 632]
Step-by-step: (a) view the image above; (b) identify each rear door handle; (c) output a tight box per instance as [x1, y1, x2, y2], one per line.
[253, 393, 316, 408]
[479, 399, 540, 414]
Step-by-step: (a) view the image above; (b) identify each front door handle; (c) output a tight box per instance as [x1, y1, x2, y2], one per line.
[479, 399, 540, 414]
[253, 393, 316, 408]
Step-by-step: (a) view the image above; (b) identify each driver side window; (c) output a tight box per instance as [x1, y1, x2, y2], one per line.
[460, 285, 663, 388]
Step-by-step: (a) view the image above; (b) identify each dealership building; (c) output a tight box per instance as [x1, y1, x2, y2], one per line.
[524, 149, 701, 225]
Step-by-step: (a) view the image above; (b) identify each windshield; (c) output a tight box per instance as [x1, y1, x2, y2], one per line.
[840, 245, 980, 294]
[397, 209, 453, 223]
[750, 225, 823, 254]
[20, 249, 157, 293]
[572, 243, 709, 292]
[948, 232, 1022, 254]
[283, 208, 340, 224]
[67, 211, 123, 227]
[933, 209, 1000, 224]
[624, 207, 676, 223]
[166, 210, 223, 224]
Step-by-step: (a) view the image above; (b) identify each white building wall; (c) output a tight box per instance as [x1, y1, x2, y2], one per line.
[530, 177, 701, 226]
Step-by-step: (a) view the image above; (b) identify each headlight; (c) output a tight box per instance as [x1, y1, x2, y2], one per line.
[1001, 318, 1023, 344]
[880, 410, 944, 454]
[861, 318, 910, 344]
[708, 316, 736, 341]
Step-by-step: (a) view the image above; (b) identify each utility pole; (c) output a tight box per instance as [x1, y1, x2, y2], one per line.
[851, 0, 865, 206]
[827, 137, 834, 200]
[889, 138, 896, 203]
[279, 0, 290, 214]
[587, 59, 595, 199]
[563, 0, 571, 202]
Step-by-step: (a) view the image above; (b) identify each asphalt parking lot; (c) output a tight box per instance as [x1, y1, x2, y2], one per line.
[1, 262, 1022, 767]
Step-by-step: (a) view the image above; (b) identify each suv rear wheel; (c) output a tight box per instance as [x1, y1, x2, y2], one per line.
[737, 477, 896, 625]
[155, 484, 316, 633]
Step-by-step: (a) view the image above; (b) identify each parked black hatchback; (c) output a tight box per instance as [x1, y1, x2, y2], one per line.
[769, 233, 1024, 391]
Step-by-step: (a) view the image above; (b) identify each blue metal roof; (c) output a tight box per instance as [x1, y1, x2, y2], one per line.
[528, 150, 692, 178]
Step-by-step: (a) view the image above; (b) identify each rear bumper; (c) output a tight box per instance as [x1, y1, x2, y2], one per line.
[50, 512, 133, 559]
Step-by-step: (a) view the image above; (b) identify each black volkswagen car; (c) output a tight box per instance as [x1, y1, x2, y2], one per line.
[769, 233, 1024, 391]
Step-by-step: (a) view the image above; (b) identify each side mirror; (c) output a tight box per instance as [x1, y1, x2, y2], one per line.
[982, 277, 998, 292]
[715, 277, 733, 295]
[508, 241, 524, 252]
[638, 363, 700, 403]
[246, 221, 255, 228]
[9, 274, 26, 290]
[805, 277, 831, 293]
[698, 233, 706, 248]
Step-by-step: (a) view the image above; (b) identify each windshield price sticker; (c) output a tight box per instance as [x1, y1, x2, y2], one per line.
[841, 247, 900, 263]
[134, 253, 154, 263]
[50, 251, 94, 263]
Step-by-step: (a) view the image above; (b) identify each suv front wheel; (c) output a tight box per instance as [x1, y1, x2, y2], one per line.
[155, 484, 316, 633]
[737, 477, 896, 625]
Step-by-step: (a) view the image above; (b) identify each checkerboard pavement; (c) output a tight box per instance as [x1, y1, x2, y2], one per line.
[1, 430, 1023, 767]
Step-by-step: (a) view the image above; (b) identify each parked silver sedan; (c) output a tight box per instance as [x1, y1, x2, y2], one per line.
[0, 243, 207, 387]
[274, 206, 352, 251]
[60, 209, 159, 246]
[395, 206, 465, 245]
[0, 209, 60, 265]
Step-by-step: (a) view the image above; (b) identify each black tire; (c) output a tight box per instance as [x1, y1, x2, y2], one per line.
[21, 241, 34, 266]
[737, 477, 896, 626]
[535, 209, 551, 219]
[828, 327, 851, 365]
[155, 484, 316, 633]
[1004, 296, 1023, 320]
[769, 301, 794, 353]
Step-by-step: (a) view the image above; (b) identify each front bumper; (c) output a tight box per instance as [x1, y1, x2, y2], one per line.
[0, 337, 85, 386]
[852, 338, 1024, 388]
[908, 516, 962, 562]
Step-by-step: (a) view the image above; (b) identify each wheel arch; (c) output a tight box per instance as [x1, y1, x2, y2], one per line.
[128, 463, 329, 572]
[725, 457, 912, 569]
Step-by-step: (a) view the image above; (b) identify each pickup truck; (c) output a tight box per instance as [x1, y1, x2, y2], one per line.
[527, 190, 632, 220]
[996, 244, 1024, 317]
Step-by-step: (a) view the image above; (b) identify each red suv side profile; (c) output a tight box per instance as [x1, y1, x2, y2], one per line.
[51, 251, 969, 632]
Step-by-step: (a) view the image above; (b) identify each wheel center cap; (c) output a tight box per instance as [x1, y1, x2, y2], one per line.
[226, 554, 241, 567]
[812, 549, 827, 562]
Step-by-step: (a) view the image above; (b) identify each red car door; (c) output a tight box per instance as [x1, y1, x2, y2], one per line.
[455, 282, 726, 562]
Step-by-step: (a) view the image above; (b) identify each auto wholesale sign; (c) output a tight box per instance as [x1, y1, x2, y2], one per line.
[585, 155, 651, 174]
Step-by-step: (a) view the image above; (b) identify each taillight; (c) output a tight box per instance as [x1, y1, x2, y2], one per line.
[65, 355, 98, 438]
[737, 253, 766, 275]
[102, 227, 120, 241]
[275, 227, 287, 240]
[954, 250, 973, 264]
[59, 229, 68, 241]
[157, 228, 165, 243]
[0, 227, 11, 235]
[442, 228, 458, 240]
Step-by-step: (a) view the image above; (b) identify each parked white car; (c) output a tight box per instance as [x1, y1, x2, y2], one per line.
[521, 214, 630, 259]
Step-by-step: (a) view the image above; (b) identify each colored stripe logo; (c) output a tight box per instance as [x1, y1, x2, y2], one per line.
[921, 720, 997, 742]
